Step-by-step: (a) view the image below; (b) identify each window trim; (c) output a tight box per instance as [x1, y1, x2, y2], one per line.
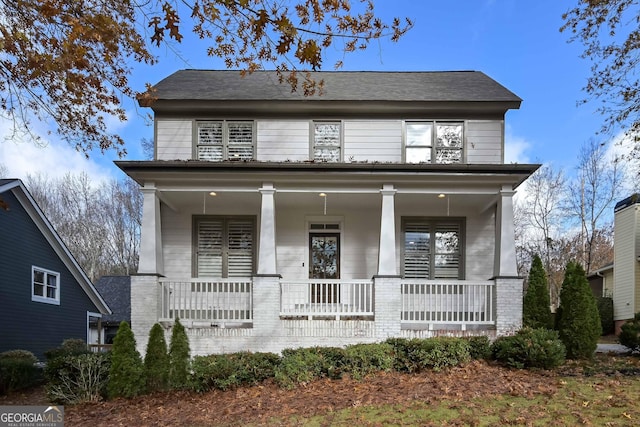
[403, 121, 465, 164]
[192, 215, 257, 278]
[194, 120, 256, 161]
[310, 120, 343, 162]
[31, 266, 60, 305]
[401, 217, 465, 280]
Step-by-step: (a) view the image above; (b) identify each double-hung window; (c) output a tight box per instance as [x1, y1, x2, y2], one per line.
[32, 266, 60, 305]
[312, 121, 341, 162]
[194, 216, 255, 277]
[402, 218, 463, 279]
[196, 120, 254, 161]
[405, 121, 463, 164]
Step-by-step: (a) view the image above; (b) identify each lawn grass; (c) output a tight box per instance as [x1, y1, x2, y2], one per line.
[246, 376, 640, 427]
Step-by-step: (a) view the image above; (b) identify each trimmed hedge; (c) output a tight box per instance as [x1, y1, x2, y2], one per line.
[491, 327, 566, 369]
[386, 337, 471, 373]
[0, 350, 40, 395]
[191, 352, 280, 392]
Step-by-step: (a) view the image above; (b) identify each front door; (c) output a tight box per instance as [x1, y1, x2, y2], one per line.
[309, 233, 340, 303]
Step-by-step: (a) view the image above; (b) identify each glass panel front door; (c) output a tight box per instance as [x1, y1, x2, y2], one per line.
[309, 233, 340, 303]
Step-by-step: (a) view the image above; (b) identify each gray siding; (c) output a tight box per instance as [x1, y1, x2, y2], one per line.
[0, 191, 100, 360]
[156, 119, 192, 160]
[466, 120, 503, 164]
[613, 205, 637, 321]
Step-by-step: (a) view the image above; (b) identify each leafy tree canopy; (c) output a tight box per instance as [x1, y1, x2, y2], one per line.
[0, 0, 412, 157]
[561, 1, 640, 142]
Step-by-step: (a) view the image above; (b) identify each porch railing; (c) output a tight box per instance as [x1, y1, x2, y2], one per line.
[159, 279, 253, 325]
[401, 280, 494, 328]
[280, 279, 374, 320]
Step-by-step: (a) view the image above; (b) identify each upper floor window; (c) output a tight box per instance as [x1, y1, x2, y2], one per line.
[402, 218, 463, 280]
[32, 266, 60, 305]
[405, 121, 463, 164]
[196, 120, 254, 161]
[312, 121, 341, 162]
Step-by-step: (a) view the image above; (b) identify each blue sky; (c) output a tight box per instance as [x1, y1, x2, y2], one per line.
[0, 1, 620, 184]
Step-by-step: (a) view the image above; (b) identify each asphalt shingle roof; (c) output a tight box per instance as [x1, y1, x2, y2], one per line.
[94, 276, 130, 325]
[149, 69, 521, 103]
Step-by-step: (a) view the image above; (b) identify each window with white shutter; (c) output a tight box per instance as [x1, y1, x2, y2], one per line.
[402, 218, 463, 279]
[312, 121, 341, 162]
[194, 217, 255, 277]
[196, 121, 254, 161]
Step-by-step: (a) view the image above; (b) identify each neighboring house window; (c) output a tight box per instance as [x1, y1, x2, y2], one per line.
[194, 216, 255, 277]
[312, 121, 341, 162]
[405, 121, 463, 164]
[32, 266, 60, 305]
[402, 219, 463, 279]
[196, 120, 254, 161]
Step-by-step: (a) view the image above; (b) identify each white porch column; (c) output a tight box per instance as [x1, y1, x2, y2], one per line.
[257, 183, 277, 275]
[138, 183, 164, 276]
[377, 184, 398, 276]
[494, 185, 518, 278]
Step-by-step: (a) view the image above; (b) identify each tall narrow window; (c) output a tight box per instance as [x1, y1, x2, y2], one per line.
[313, 122, 341, 162]
[402, 219, 463, 279]
[195, 217, 255, 277]
[405, 121, 463, 164]
[32, 266, 60, 305]
[197, 121, 254, 161]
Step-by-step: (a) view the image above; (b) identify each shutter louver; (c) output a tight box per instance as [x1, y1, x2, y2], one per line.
[404, 222, 430, 278]
[197, 220, 223, 276]
[227, 219, 254, 277]
[197, 122, 223, 161]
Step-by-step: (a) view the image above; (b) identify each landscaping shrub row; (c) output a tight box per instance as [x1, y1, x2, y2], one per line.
[4, 325, 569, 403]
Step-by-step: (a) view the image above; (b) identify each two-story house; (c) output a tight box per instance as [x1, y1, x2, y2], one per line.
[117, 70, 539, 356]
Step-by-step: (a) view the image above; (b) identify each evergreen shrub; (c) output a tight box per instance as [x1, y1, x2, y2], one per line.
[596, 297, 615, 336]
[190, 351, 280, 392]
[556, 262, 602, 359]
[107, 321, 145, 398]
[619, 312, 640, 352]
[168, 318, 191, 389]
[144, 323, 169, 392]
[464, 335, 492, 360]
[0, 350, 40, 394]
[523, 254, 553, 329]
[386, 337, 471, 372]
[491, 327, 566, 369]
[343, 342, 394, 380]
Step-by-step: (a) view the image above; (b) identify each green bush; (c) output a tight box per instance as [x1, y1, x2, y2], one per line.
[190, 352, 280, 392]
[274, 347, 330, 389]
[168, 318, 191, 389]
[44, 338, 91, 362]
[386, 337, 471, 372]
[343, 343, 394, 380]
[523, 255, 553, 329]
[556, 262, 602, 359]
[465, 336, 492, 360]
[46, 353, 110, 404]
[596, 297, 615, 336]
[491, 327, 566, 369]
[619, 312, 640, 352]
[0, 350, 40, 395]
[144, 323, 169, 392]
[107, 321, 145, 398]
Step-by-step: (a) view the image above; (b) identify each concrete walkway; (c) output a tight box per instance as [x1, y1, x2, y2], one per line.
[596, 343, 630, 354]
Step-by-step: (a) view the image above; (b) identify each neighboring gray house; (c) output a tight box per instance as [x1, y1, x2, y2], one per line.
[0, 179, 110, 360]
[117, 70, 539, 356]
[89, 276, 131, 346]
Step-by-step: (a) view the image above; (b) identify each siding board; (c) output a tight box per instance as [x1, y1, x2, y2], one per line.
[156, 119, 193, 160]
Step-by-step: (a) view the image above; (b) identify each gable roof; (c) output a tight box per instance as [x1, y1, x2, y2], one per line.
[141, 70, 522, 116]
[0, 179, 111, 314]
[94, 276, 130, 325]
[148, 69, 521, 102]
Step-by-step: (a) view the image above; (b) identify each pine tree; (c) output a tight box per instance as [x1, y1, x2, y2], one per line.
[107, 321, 145, 398]
[556, 262, 602, 359]
[523, 254, 552, 329]
[168, 318, 191, 389]
[144, 323, 169, 392]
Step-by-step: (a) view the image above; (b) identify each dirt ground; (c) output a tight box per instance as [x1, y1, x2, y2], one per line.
[0, 360, 570, 427]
